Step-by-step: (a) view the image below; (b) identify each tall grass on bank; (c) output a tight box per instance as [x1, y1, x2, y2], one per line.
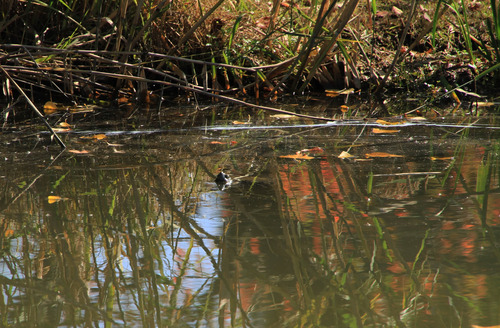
[2, 0, 500, 112]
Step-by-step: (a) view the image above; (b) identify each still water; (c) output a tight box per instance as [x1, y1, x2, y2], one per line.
[1, 103, 500, 327]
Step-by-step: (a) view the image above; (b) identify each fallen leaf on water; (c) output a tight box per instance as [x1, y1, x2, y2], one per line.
[338, 151, 353, 159]
[373, 128, 400, 134]
[340, 105, 349, 113]
[280, 152, 314, 160]
[59, 122, 71, 128]
[431, 156, 454, 161]
[365, 152, 403, 158]
[405, 116, 426, 121]
[80, 134, 106, 140]
[44, 101, 66, 115]
[94, 134, 107, 140]
[106, 142, 124, 147]
[48, 195, 66, 204]
[232, 121, 249, 125]
[301, 147, 324, 153]
[68, 149, 90, 154]
[270, 114, 296, 119]
[376, 119, 404, 125]
[52, 128, 71, 133]
[325, 88, 355, 97]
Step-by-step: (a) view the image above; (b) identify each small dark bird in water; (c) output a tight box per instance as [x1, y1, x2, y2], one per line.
[215, 171, 232, 190]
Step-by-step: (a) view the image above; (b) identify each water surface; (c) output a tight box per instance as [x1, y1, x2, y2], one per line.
[1, 103, 500, 327]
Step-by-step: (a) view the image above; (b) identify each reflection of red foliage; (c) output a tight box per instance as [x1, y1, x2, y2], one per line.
[250, 238, 260, 255]
[278, 160, 346, 223]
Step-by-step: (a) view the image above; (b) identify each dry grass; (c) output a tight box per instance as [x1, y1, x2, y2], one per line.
[0, 0, 499, 106]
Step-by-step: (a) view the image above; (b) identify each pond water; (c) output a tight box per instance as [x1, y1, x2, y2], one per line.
[1, 102, 500, 327]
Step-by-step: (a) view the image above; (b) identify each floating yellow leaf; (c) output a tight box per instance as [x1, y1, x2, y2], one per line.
[94, 134, 107, 140]
[48, 195, 63, 204]
[365, 152, 403, 158]
[279, 152, 314, 160]
[43, 101, 67, 115]
[405, 116, 426, 121]
[44, 101, 58, 110]
[52, 128, 71, 133]
[270, 114, 296, 119]
[338, 151, 354, 159]
[106, 142, 124, 147]
[372, 128, 400, 134]
[431, 156, 454, 161]
[68, 149, 90, 154]
[376, 119, 403, 125]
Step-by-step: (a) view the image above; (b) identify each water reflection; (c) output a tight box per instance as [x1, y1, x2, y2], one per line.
[1, 110, 500, 327]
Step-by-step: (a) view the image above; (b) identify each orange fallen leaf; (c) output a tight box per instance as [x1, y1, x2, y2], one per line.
[340, 105, 349, 112]
[94, 134, 107, 140]
[279, 152, 314, 160]
[44, 101, 58, 110]
[365, 152, 403, 158]
[232, 121, 249, 125]
[373, 128, 400, 134]
[230, 141, 238, 145]
[59, 122, 71, 128]
[376, 119, 403, 125]
[210, 141, 226, 144]
[80, 134, 106, 140]
[43, 101, 61, 115]
[68, 149, 90, 154]
[48, 195, 63, 204]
